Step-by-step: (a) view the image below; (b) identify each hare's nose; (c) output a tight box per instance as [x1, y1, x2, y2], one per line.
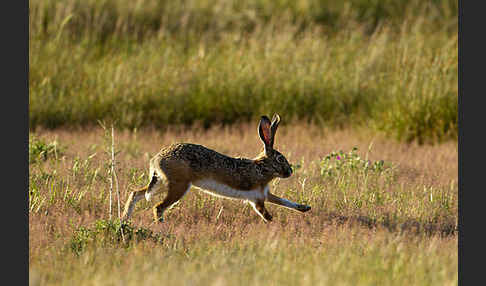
[283, 168, 292, 178]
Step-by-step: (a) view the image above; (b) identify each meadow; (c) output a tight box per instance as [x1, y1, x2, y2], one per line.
[29, 0, 458, 285]
[29, 125, 457, 285]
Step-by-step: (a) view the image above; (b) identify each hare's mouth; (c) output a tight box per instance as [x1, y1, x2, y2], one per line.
[279, 169, 292, 178]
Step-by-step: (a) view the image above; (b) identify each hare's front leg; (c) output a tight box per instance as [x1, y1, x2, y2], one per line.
[249, 200, 273, 223]
[153, 181, 191, 223]
[266, 192, 311, 213]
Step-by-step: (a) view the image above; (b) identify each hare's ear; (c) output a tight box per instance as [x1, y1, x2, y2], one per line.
[258, 115, 273, 151]
[270, 114, 280, 141]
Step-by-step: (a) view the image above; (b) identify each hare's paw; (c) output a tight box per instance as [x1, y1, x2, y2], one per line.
[264, 212, 273, 222]
[297, 204, 311, 213]
[153, 216, 164, 223]
[152, 208, 164, 223]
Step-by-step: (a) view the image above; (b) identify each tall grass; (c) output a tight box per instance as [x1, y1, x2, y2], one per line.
[29, 0, 457, 143]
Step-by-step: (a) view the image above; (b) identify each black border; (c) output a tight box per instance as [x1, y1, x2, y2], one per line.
[4, 0, 28, 284]
[459, 0, 482, 285]
[457, 0, 462, 282]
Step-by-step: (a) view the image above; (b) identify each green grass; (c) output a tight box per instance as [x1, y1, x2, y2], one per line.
[29, 134, 64, 163]
[29, 0, 457, 144]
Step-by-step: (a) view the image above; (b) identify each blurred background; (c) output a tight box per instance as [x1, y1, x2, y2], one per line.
[29, 0, 458, 144]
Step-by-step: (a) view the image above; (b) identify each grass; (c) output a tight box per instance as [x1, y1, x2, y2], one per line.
[29, 0, 458, 144]
[29, 124, 457, 285]
[32, 224, 457, 286]
[29, 1, 458, 283]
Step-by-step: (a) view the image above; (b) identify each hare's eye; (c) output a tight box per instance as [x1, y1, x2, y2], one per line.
[276, 155, 284, 163]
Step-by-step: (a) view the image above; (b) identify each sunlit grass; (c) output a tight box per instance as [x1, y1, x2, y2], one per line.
[29, 126, 457, 285]
[30, 225, 457, 286]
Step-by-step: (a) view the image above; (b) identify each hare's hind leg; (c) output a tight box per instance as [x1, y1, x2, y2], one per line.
[122, 173, 164, 221]
[267, 192, 311, 213]
[153, 181, 191, 223]
[249, 200, 273, 223]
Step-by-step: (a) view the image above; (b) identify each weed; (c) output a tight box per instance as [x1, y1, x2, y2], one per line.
[70, 219, 165, 255]
[29, 134, 63, 163]
[319, 147, 395, 199]
[320, 147, 389, 177]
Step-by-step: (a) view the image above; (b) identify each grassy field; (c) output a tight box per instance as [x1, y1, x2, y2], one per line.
[29, 0, 458, 284]
[29, 0, 457, 144]
[29, 124, 457, 285]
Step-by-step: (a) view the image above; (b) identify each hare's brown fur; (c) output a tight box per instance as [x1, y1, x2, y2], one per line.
[122, 114, 311, 223]
[154, 143, 285, 190]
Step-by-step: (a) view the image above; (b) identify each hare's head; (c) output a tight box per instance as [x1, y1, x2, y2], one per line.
[256, 114, 293, 178]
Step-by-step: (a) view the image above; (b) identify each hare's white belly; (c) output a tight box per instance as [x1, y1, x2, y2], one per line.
[192, 179, 266, 201]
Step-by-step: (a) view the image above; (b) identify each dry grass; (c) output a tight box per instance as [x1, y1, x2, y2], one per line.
[29, 124, 457, 285]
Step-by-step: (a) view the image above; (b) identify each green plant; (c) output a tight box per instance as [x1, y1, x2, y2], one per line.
[318, 147, 396, 215]
[70, 219, 165, 255]
[320, 147, 391, 179]
[29, 135, 63, 163]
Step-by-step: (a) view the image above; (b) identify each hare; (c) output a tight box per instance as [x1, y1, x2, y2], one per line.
[122, 114, 311, 223]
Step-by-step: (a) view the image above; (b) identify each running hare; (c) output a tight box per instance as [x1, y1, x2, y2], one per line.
[122, 114, 311, 223]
